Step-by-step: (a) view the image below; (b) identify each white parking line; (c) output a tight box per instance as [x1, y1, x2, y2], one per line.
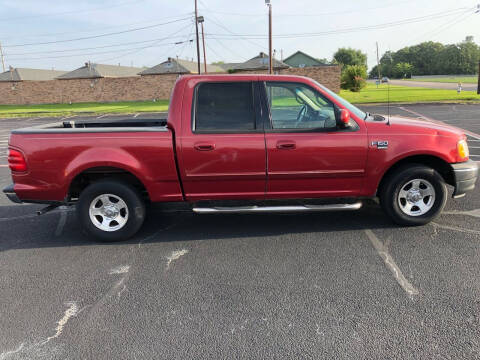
[398, 106, 433, 121]
[96, 114, 109, 119]
[399, 107, 480, 140]
[432, 222, 480, 236]
[466, 132, 480, 140]
[60, 115, 76, 120]
[133, 113, 140, 118]
[365, 229, 419, 297]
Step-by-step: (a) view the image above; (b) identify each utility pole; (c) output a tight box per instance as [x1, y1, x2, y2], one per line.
[477, 61, 480, 95]
[476, 5, 480, 93]
[376, 42, 381, 80]
[266, 0, 273, 74]
[194, 0, 201, 74]
[198, 16, 207, 74]
[0, 42, 5, 72]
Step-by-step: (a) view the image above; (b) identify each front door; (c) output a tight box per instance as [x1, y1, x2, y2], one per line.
[178, 79, 266, 201]
[262, 80, 368, 198]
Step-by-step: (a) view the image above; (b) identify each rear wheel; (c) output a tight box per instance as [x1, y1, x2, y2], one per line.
[379, 164, 447, 226]
[77, 180, 145, 241]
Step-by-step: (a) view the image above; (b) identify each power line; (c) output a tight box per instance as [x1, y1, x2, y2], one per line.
[0, 13, 194, 41]
[95, 26, 195, 64]
[197, 0, 267, 54]
[205, 42, 224, 62]
[176, 23, 196, 59]
[199, 0, 418, 17]
[0, 0, 146, 22]
[209, 37, 248, 61]
[5, 39, 192, 61]
[5, 25, 194, 61]
[402, 8, 475, 46]
[2, 17, 192, 48]
[202, 7, 473, 40]
[4, 34, 195, 56]
[205, 16, 266, 52]
[430, 12, 476, 41]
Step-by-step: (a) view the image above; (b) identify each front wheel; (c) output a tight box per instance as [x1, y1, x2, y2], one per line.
[77, 180, 146, 241]
[379, 164, 447, 226]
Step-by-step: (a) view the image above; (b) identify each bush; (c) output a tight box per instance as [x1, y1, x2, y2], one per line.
[341, 65, 367, 92]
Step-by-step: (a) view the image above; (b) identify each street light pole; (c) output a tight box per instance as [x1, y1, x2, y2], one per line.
[0, 42, 5, 72]
[198, 16, 207, 74]
[194, 0, 201, 74]
[266, 0, 273, 74]
[376, 42, 381, 80]
[477, 61, 480, 95]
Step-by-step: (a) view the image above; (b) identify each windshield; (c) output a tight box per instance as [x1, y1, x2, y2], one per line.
[313, 81, 367, 120]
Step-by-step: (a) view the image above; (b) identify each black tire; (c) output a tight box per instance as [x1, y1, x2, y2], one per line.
[379, 164, 447, 226]
[77, 180, 146, 242]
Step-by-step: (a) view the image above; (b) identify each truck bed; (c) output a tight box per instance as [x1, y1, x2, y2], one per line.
[11, 116, 168, 134]
[7, 114, 183, 203]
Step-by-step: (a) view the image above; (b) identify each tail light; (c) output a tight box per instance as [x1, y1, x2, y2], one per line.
[8, 149, 28, 172]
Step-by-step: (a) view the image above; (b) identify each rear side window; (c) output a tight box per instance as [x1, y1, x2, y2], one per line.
[194, 82, 256, 132]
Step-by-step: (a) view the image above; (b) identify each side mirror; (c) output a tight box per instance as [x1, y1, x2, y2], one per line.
[339, 109, 351, 128]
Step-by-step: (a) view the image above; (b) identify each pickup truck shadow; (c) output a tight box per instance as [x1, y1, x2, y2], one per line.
[0, 202, 402, 251]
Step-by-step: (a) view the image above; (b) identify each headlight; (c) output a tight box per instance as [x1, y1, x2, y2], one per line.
[458, 139, 469, 160]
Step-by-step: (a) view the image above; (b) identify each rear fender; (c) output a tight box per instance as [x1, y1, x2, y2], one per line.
[64, 147, 148, 198]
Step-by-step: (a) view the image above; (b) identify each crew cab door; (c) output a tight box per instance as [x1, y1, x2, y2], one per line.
[261, 80, 368, 198]
[177, 78, 266, 201]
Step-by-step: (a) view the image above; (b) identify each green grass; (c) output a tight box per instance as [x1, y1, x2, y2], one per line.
[340, 83, 480, 104]
[0, 100, 169, 118]
[404, 76, 478, 84]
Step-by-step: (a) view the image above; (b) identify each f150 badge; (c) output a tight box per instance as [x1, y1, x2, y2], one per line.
[371, 141, 389, 149]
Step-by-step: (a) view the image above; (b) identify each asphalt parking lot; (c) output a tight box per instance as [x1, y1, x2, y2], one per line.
[0, 105, 479, 359]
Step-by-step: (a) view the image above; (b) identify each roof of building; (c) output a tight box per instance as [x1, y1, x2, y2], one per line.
[139, 58, 224, 75]
[0, 67, 67, 82]
[283, 51, 327, 67]
[229, 52, 290, 71]
[57, 63, 146, 79]
[216, 62, 241, 71]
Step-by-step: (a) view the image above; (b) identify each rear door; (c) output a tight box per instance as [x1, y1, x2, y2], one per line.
[261, 80, 368, 198]
[178, 78, 266, 201]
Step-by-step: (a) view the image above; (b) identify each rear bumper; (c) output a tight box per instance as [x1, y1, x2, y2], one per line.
[451, 160, 479, 198]
[3, 184, 22, 204]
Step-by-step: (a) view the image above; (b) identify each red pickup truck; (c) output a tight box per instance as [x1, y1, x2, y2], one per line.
[4, 74, 478, 241]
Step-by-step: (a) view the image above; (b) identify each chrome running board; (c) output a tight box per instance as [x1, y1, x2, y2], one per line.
[192, 202, 362, 214]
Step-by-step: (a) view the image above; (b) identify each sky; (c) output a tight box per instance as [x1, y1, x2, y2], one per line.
[0, 0, 478, 72]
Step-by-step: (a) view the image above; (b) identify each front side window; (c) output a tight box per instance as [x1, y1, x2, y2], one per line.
[314, 81, 367, 120]
[266, 82, 337, 130]
[194, 82, 255, 132]
[265, 82, 337, 130]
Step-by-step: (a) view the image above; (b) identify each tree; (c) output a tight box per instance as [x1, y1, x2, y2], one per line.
[315, 58, 329, 65]
[372, 40, 480, 77]
[372, 50, 395, 78]
[341, 65, 367, 92]
[333, 48, 367, 68]
[392, 63, 414, 78]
